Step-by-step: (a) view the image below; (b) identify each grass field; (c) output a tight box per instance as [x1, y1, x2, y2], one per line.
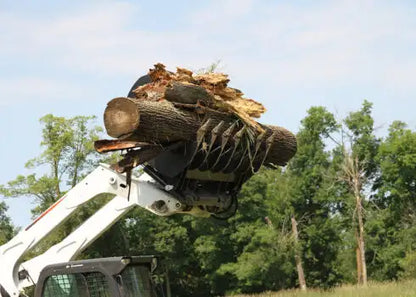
[233, 279, 416, 297]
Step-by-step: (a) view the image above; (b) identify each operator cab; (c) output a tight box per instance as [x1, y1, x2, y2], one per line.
[35, 256, 159, 297]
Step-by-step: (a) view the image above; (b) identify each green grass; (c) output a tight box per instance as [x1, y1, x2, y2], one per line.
[232, 279, 416, 297]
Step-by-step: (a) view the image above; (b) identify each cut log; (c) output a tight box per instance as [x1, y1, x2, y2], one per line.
[104, 97, 297, 166]
[165, 82, 214, 105]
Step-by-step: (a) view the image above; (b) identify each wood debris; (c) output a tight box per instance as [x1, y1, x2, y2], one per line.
[132, 63, 266, 132]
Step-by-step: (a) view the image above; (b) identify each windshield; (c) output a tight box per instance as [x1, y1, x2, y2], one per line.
[119, 265, 155, 297]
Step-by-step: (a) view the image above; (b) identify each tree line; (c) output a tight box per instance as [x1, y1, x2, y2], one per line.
[1, 101, 416, 296]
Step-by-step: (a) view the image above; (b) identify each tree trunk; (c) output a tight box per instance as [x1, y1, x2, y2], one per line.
[352, 160, 367, 286]
[355, 233, 363, 284]
[165, 271, 172, 297]
[356, 194, 367, 285]
[291, 216, 307, 291]
[344, 153, 368, 286]
[103, 97, 297, 166]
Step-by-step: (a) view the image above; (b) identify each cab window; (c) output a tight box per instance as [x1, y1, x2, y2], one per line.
[42, 272, 110, 297]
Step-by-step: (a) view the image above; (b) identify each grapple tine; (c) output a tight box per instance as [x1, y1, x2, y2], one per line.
[257, 132, 276, 170]
[220, 125, 246, 172]
[254, 131, 266, 157]
[199, 121, 225, 168]
[188, 118, 213, 168]
[194, 118, 212, 153]
[247, 131, 266, 173]
[232, 145, 249, 172]
[221, 122, 237, 150]
[206, 121, 225, 154]
[234, 126, 246, 145]
[211, 122, 237, 169]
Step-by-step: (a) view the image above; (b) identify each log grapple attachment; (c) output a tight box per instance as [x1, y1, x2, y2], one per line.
[95, 68, 297, 219]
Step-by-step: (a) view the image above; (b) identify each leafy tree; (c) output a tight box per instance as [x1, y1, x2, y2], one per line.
[0, 115, 103, 215]
[218, 224, 295, 294]
[212, 169, 296, 295]
[0, 201, 15, 245]
[285, 107, 344, 288]
[368, 120, 416, 280]
[0, 114, 106, 256]
[343, 100, 379, 178]
[376, 121, 416, 218]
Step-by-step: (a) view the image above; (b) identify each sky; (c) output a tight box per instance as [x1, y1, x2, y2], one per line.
[1, 0, 416, 228]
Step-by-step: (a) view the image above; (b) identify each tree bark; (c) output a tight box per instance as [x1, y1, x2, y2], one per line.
[355, 233, 363, 284]
[291, 216, 307, 291]
[356, 194, 367, 285]
[104, 97, 297, 166]
[352, 156, 367, 286]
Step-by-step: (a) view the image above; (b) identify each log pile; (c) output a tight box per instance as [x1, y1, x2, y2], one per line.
[97, 63, 297, 178]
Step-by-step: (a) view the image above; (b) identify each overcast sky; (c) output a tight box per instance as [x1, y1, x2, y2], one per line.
[1, 0, 416, 227]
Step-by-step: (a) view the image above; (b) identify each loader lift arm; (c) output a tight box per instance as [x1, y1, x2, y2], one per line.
[0, 164, 205, 297]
